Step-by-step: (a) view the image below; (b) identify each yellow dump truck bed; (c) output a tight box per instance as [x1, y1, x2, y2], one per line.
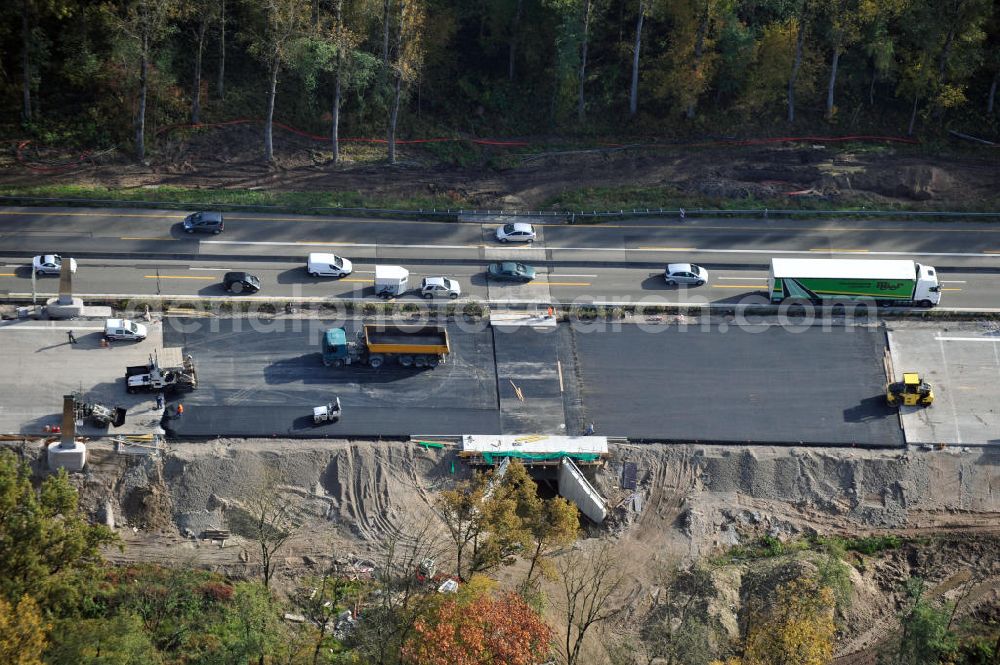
[363, 325, 450, 355]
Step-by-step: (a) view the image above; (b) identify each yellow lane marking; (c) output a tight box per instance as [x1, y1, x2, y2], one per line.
[143, 275, 214, 280]
[121, 236, 176, 241]
[712, 284, 763, 288]
[638, 246, 695, 251]
[809, 248, 869, 253]
[941, 288, 963, 291]
[0, 273, 15, 276]
[339, 278, 374, 284]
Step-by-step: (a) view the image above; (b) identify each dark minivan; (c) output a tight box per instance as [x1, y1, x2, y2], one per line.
[183, 211, 224, 234]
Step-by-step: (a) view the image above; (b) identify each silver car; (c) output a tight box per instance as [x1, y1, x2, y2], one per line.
[32, 254, 77, 276]
[495, 222, 536, 243]
[664, 263, 708, 286]
[420, 276, 461, 299]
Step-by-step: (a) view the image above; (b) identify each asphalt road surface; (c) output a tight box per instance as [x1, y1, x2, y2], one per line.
[3, 206, 1000, 270]
[0, 257, 987, 310]
[159, 315, 901, 445]
[567, 324, 903, 446]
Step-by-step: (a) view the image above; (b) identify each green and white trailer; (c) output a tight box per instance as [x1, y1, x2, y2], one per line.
[767, 258, 941, 307]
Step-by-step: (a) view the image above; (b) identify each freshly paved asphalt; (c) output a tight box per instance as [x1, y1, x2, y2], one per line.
[162, 317, 503, 438]
[568, 324, 903, 446]
[3, 206, 1000, 270]
[158, 315, 901, 445]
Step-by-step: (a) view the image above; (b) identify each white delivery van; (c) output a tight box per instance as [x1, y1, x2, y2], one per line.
[105, 318, 148, 341]
[307, 253, 353, 277]
[374, 265, 409, 297]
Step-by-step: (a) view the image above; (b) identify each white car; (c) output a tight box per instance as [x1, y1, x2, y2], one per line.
[664, 263, 708, 286]
[105, 318, 148, 342]
[32, 254, 77, 276]
[495, 222, 536, 243]
[420, 276, 461, 299]
[307, 253, 353, 277]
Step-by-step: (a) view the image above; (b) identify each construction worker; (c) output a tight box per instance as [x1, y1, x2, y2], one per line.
[176, 403, 184, 417]
[67, 330, 78, 344]
[156, 394, 164, 410]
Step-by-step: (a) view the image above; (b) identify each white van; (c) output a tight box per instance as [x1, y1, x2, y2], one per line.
[374, 265, 409, 297]
[307, 253, 353, 278]
[105, 318, 148, 342]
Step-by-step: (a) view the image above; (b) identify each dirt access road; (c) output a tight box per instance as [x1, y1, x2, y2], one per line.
[4, 123, 999, 210]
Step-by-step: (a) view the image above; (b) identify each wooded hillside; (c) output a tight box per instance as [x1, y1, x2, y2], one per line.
[2, 0, 998, 159]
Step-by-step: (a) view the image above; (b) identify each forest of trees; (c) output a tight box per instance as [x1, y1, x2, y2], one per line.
[1, 0, 997, 161]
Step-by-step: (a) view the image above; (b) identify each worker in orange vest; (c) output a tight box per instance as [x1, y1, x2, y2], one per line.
[177, 403, 184, 417]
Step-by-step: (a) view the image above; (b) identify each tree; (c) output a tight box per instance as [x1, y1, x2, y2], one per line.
[249, 0, 309, 163]
[182, 0, 218, 123]
[893, 577, 959, 665]
[557, 541, 627, 665]
[786, 2, 810, 123]
[742, 578, 836, 665]
[217, 0, 226, 98]
[0, 451, 117, 612]
[46, 613, 162, 665]
[213, 582, 286, 665]
[0, 595, 47, 665]
[628, 0, 647, 117]
[385, 0, 425, 164]
[227, 472, 296, 590]
[294, 563, 352, 665]
[640, 563, 728, 665]
[401, 590, 552, 665]
[118, 0, 176, 161]
[438, 466, 532, 582]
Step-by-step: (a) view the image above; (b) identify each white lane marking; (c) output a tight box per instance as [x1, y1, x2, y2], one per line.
[717, 276, 767, 280]
[547, 273, 598, 277]
[189, 267, 230, 271]
[0, 324, 105, 330]
[201, 238, 1000, 259]
[934, 336, 1000, 342]
[940, 280, 967, 284]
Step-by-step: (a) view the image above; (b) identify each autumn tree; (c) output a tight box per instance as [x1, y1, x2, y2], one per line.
[0, 595, 48, 665]
[226, 471, 297, 590]
[385, 0, 425, 164]
[742, 578, 836, 665]
[249, 0, 309, 163]
[117, 0, 177, 161]
[401, 590, 552, 665]
[557, 540, 628, 665]
[0, 451, 117, 612]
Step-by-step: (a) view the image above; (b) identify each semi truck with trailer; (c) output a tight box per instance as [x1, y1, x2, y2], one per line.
[767, 258, 941, 307]
[322, 325, 450, 368]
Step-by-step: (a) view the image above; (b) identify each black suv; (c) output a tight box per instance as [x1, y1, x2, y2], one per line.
[183, 211, 224, 234]
[223, 272, 261, 294]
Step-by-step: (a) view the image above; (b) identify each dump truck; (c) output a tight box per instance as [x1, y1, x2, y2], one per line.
[322, 325, 450, 368]
[768, 258, 941, 307]
[125, 349, 198, 393]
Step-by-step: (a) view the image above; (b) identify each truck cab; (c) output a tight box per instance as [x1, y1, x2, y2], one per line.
[322, 328, 355, 367]
[913, 263, 941, 307]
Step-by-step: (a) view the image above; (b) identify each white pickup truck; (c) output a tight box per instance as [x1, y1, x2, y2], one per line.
[105, 318, 148, 341]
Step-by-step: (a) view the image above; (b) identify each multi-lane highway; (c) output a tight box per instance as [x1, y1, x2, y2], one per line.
[0, 205, 998, 308]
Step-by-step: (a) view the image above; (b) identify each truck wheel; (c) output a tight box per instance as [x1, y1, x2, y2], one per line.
[369, 356, 384, 369]
[414, 357, 427, 368]
[919, 300, 932, 308]
[399, 356, 414, 367]
[428, 357, 440, 368]
[332, 359, 345, 368]
[309, 271, 319, 278]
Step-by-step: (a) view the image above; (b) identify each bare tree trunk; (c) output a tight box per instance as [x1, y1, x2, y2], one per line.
[787, 15, 806, 123]
[264, 56, 279, 163]
[21, 0, 32, 124]
[577, 0, 592, 122]
[907, 93, 918, 136]
[868, 62, 876, 106]
[825, 46, 840, 121]
[629, 0, 644, 117]
[508, 0, 523, 81]
[136, 38, 148, 162]
[191, 18, 207, 124]
[988, 69, 998, 114]
[311, 0, 318, 28]
[331, 0, 343, 162]
[388, 73, 401, 164]
[382, 0, 391, 64]
[686, 2, 708, 119]
[217, 0, 226, 98]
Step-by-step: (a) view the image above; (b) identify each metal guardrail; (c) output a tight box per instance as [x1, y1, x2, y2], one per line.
[0, 195, 998, 222]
